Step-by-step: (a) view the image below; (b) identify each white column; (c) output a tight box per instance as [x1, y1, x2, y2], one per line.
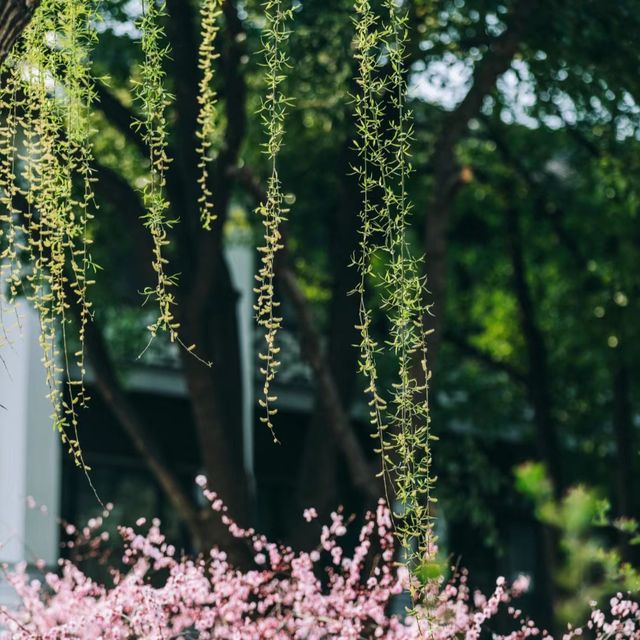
[225, 238, 255, 495]
[0, 299, 60, 603]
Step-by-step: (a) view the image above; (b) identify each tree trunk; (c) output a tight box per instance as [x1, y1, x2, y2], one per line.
[178, 259, 248, 521]
[505, 205, 562, 494]
[612, 362, 635, 562]
[505, 204, 559, 630]
[0, 0, 40, 67]
[165, 0, 251, 554]
[293, 141, 363, 546]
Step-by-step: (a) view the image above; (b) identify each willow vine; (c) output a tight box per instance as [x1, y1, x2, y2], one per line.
[134, 0, 180, 344]
[196, 0, 223, 231]
[352, 0, 436, 596]
[254, 0, 294, 442]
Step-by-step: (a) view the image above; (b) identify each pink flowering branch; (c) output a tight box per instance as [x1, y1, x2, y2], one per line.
[1, 479, 626, 639]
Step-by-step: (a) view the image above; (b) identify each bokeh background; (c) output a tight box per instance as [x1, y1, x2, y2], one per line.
[1, 0, 639, 633]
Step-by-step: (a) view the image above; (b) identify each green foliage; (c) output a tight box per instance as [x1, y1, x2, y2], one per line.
[516, 463, 640, 624]
[413, 557, 447, 585]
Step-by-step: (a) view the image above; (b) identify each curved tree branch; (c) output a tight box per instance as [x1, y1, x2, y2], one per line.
[276, 259, 380, 500]
[80, 313, 206, 546]
[93, 82, 149, 158]
[423, 0, 538, 370]
[232, 164, 379, 500]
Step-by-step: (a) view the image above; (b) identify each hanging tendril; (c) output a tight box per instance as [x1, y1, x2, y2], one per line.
[254, 0, 294, 442]
[351, 0, 437, 603]
[133, 0, 180, 345]
[196, 0, 223, 231]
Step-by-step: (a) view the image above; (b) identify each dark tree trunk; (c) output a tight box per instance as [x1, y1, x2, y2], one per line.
[165, 0, 251, 548]
[505, 205, 562, 494]
[178, 257, 249, 541]
[293, 141, 363, 546]
[0, 0, 40, 67]
[505, 204, 559, 631]
[612, 362, 636, 536]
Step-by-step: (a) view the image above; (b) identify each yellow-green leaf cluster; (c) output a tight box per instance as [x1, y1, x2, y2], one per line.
[196, 0, 223, 230]
[0, 0, 98, 473]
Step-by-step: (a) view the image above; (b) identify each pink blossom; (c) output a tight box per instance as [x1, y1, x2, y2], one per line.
[303, 508, 318, 522]
[1, 488, 624, 640]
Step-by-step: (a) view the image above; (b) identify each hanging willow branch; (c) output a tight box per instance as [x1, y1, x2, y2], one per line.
[59, 0, 98, 414]
[133, 0, 180, 344]
[352, 0, 389, 483]
[254, 0, 294, 442]
[133, 0, 211, 367]
[0, 0, 98, 476]
[382, 0, 436, 584]
[351, 0, 437, 595]
[196, 0, 223, 230]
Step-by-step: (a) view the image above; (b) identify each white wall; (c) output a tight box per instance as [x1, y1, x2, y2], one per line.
[225, 240, 256, 495]
[0, 299, 60, 603]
